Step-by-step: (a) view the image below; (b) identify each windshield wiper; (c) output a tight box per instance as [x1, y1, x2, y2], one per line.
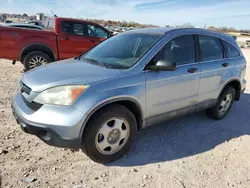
[105, 64, 128, 69]
[81, 58, 108, 68]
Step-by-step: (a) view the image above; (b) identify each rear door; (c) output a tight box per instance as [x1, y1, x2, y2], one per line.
[197, 35, 229, 106]
[57, 21, 109, 60]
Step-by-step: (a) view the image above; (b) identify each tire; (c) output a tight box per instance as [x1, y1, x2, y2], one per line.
[206, 86, 236, 120]
[23, 51, 51, 71]
[82, 104, 137, 164]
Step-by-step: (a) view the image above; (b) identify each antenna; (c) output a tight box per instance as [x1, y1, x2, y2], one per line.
[50, 10, 58, 17]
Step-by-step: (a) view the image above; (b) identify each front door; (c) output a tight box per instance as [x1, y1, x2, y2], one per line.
[145, 35, 201, 126]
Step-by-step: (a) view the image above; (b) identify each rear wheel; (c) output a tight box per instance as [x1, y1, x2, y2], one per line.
[207, 86, 236, 120]
[82, 104, 137, 164]
[24, 51, 51, 71]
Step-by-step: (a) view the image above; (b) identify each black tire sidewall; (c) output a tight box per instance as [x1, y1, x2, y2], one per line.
[208, 86, 236, 120]
[24, 51, 51, 71]
[83, 105, 137, 164]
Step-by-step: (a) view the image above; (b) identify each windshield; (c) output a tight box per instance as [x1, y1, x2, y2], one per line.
[81, 33, 162, 69]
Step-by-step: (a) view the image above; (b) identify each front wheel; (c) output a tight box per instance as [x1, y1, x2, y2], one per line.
[82, 104, 137, 164]
[207, 86, 236, 120]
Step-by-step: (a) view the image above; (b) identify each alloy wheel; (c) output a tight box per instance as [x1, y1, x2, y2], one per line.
[29, 56, 47, 68]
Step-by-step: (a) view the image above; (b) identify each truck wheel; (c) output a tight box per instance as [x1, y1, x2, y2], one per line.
[206, 86, 236, 120]
[82, 104, 137, 164]
[24, 51, 51, 71]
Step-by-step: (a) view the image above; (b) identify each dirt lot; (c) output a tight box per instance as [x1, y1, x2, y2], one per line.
[1, 49, 250, 188]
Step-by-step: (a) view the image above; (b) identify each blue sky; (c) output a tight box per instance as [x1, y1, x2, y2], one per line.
[0, 0, 250, 29]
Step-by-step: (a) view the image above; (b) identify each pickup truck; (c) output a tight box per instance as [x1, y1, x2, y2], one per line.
[0, 17, 111, 70]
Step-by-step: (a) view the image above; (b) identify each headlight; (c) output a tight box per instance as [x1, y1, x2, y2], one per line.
[34, 85, 88, 105]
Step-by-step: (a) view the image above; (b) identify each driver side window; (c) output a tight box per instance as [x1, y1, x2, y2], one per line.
[87, 24, 109, 39]
[151, 35, 196, 66]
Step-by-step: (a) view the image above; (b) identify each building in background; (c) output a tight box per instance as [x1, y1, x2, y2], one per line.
[36, 13, 44, 21]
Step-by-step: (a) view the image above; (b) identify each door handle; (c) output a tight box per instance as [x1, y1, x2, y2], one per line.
[89, 40, 96, 43]
[187, 68, 198, 73]
[63, 36, 69, 40]
[222, 63, 229, 67]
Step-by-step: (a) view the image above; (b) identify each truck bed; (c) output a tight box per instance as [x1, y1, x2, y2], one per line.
[0, 26, 57, 61]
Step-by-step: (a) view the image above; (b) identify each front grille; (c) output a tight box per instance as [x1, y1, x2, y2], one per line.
[22, 96, 43, 111]
[20, 82, 31, 95]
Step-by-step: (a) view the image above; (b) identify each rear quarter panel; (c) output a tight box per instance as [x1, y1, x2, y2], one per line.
[234, 56, 247, 90]
[198, 56, 246, 103]
[0, 27, 57, 60]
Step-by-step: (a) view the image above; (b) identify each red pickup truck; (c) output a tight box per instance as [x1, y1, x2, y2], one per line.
[0, 17, 111, 70]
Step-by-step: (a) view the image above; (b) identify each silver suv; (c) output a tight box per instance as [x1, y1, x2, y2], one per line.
[12, 28, 247, 163]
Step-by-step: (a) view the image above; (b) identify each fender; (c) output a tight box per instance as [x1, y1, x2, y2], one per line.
[79, 97, 145, 137]
[19, 42, 57, 61]
[218, 78, 241, 100]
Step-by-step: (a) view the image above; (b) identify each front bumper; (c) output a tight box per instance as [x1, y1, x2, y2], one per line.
[11, 93, 85, 149]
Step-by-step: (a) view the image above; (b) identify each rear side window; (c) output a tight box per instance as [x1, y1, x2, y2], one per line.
[199, 35, 223, 61]
[223, 41, 240, 58]
[73, 23, 88, 35]
[62, 21, 88, 36]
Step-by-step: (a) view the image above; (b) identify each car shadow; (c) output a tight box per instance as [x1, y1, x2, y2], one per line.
[108, 93, 250, 166]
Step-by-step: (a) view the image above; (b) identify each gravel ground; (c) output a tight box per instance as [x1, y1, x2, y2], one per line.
[1, 49, 250, 188]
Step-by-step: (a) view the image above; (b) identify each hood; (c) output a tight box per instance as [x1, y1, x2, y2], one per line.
[22, 58, 122, 92]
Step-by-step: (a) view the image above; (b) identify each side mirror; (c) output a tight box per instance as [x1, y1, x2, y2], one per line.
[148, 60, 176, 71]
[108, 31, 114, 38]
